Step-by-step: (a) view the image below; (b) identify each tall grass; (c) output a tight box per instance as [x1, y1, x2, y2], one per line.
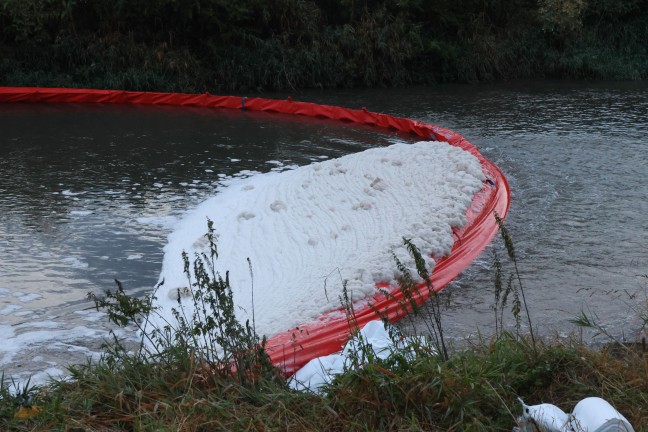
[495, 213, 536, 350]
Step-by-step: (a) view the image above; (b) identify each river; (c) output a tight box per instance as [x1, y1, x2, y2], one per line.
[1, 81, 647, 383]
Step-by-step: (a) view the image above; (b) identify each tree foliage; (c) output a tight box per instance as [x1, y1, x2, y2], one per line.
[1, 0, 646, 91]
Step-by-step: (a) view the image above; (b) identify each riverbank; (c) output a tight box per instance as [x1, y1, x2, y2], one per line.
[1, 1, 647, 92]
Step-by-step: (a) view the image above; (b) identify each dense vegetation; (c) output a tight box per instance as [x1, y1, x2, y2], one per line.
[1, 0, 647, 92]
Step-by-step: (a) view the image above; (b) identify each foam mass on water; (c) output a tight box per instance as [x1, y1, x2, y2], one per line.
[149, 141, 485, 339]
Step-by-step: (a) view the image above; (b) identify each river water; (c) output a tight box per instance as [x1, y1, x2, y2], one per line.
[1, 81, 647, 383]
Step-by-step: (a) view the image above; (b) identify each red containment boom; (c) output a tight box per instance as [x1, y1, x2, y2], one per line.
[0, 87, 510, 374]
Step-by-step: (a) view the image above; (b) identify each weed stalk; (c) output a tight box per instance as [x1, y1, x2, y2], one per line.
[495, 212, 536, 350]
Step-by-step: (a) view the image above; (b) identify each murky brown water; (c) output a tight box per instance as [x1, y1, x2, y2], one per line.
[1, 81, 647, 382]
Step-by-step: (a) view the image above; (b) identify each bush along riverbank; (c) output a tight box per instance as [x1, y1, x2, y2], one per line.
[1, 219, 647, 430]
[0, 0, 647, 92]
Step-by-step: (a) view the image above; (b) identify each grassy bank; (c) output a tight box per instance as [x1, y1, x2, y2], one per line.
[1, 224, 647, 431]
[1, 0, 647, 92]
[2, 334, 647, 430]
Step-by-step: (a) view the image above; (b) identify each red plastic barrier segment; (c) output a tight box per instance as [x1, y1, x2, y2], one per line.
[0, 86, 510, 375]
[0, 87, 439, 138]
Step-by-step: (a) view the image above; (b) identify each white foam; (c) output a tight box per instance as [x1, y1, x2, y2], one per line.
[14, 293, 42, 303]
[62, 257, 89, 269]
[25, 321, 60, 329]
[0, 325, 98, 368]
[135, 216, 178, 229]
[0, 320, 138, 387]
[148, 141, 484, 340]
[0, 304, 22, 315]
[61, 190, 84, 196]
[29, 367, 66, 384]
[70, 210, 92, 216]
[74, 309, 105, 323]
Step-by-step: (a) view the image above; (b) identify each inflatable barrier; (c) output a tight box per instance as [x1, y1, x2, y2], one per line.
[0, 87, 510, 375]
